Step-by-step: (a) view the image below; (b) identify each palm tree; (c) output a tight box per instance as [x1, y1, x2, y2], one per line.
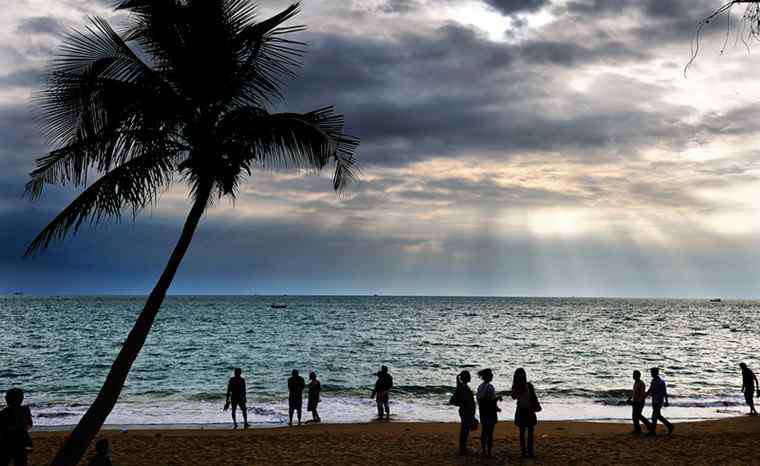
[25, 2, 358, 464]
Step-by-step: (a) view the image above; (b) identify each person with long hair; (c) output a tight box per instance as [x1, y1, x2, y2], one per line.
[450, 370, 477, 456]
[511, 368, 540, 459]
[476, 368, 500, 458]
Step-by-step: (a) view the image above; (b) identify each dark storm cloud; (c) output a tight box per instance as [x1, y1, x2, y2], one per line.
[483, 0, 549, 16]
[281, 24, 684, 166]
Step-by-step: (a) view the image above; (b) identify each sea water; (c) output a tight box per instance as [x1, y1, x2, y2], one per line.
[0, 295, 757, 427]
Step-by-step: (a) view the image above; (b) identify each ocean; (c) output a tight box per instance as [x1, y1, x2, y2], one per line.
[0, 295, 757, 428]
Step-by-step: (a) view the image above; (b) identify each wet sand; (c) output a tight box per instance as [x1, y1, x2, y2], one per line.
[27, 416, 760, 465]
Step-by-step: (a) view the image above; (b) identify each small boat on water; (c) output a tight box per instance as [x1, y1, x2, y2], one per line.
[709, 298, 722, 303]
[270, 304, 287, 309]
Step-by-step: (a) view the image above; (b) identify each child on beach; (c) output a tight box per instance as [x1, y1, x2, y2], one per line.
[370, 366, 393, 421]
[288, 370, 306, 426]
[511, 368, 540, 459]
[645, 367, 673, 436]
[476, 369, 500, 458]
[306, 371, 321, 423]
[626, 370, 652, 434]
[450, 370, 476, 456]
[87, 438, 113, 466]
[739, 362, 759, 415]
[0, 388, 33, 466]
[224, 368, 249, 429]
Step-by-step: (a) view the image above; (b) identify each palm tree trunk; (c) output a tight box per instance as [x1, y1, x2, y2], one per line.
[49, 182, 212, 466]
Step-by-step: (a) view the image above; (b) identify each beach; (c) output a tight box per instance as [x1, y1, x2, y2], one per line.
[26, 417, 760, 465]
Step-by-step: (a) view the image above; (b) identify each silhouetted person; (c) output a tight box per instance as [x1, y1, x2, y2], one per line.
[739, 362, 759, 415]
[449, 370, 476, 456]
[288, 370, 305, 426]
[224, 368, 249, 429]
[87, 438, 113, 466]
[307, 371, 321, 423]
[511, 368, 540, 459]
[370, 365, 393, 420]
[476, 368, 500, 458]
[626, 370, 652, 434]
[0, 388, 33, 466]
[645, 367, 673, 436]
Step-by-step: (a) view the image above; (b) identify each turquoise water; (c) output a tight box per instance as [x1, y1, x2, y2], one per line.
[1, 295, 758, 427]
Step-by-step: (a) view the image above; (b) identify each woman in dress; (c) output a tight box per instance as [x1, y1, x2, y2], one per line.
[450, 370, 476, 456]
[476, 368, 500, 458]
[511, 367, 540, 459]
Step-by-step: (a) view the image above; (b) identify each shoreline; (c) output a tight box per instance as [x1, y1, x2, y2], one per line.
[30, 413, 741, 432]
[26, 417, 760, 465]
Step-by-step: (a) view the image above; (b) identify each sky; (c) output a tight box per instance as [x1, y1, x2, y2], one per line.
[2, 0, 760, 297]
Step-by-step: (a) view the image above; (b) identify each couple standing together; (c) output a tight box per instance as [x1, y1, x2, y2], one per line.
[626, 367, 673, 436]
[451, 368, 541, 459]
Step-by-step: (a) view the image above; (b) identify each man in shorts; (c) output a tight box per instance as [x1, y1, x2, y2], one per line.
[224, 368, 249, 429]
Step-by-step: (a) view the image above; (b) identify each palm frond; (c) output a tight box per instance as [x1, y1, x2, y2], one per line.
[40, 17, 156, 146]
[34, 16, 182, 196]
[218, 105, 359, 192]
[25, 151, 178, 255]
[234, 3, 305, 105]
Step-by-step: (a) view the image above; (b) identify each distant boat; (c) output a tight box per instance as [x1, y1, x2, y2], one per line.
[11, 292, 23, 296]
[270, 304, 287, 309]
[709, 298, 722, 303]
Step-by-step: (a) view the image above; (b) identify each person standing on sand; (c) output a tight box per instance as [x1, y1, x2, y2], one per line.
[449, 370, 477, 456]
[0, 388, 33, 466]
[626, 370, 652, 434]
[306, 371, 322, 423]
[288, 369, 306, 426]
[511, 368, 540, 459]
[645, 367, 673, 436]
[739, 362, 759, 415]
[370, 366, 394, 421]
[476, 368, 500, 458]
[224, 368, 249, 429]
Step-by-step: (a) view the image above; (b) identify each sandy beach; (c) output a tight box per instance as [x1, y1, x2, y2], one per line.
[25, 416, 760, 465]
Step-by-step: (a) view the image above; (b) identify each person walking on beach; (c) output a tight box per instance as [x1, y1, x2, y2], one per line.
[0, 388, 33, 466]
[370, 365, 394, 421]
[306, 371, 322, 423]
[645, 367, 673, 436]
[87, 438, 113, 466]
[739, 362, 759, 415]
[224, 368, 249, 429]
[449, 370, 477, 456]
[476, 368, 500, 458]
[626, 370, 652, 434]
[511, 368, 540, 459]
[288, 369, 306, 426]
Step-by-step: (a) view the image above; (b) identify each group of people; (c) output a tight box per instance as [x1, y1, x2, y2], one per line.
[624, 363, 760, 437]
[224, 366, 393, 428]
[450, 367, 541, 459]
[224, 368, 323, 429]
[1, 363, 757, 464]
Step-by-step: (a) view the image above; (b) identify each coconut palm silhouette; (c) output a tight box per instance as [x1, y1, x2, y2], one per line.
[25, 2, 358, 464]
